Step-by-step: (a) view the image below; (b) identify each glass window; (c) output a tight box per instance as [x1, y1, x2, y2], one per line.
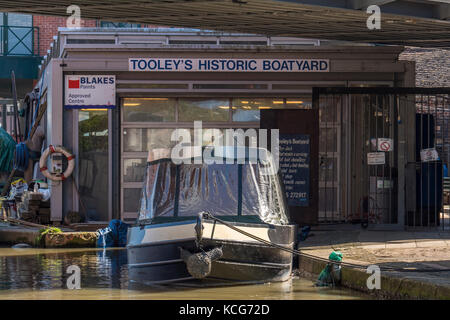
[123, 128, 175, 152]
[78, 110, 109, 221]
[189, 128, 224, 147]
[100, 21, 141, 28]
[124, 188, 142, 213]
[122, 98, 175, 122]
[319, 157, 337, 181]
[178, 98, 229, 122]
[123, 158, 147, 183]
[4, 13, 34, 55]
[232, 99, 262, 122]
[271, 84, 311, 90]
[319, 187, 337, 212]
[319, 128, 337, 152]
[232, 98, 283, 122]
[8, 27, 33, 55]
[285, 98, 312, 109]
[7, 13, 32, 27]
[319, 96, 341, 123]
[192, 84, 267, 90]
[117, 83, 188, 89]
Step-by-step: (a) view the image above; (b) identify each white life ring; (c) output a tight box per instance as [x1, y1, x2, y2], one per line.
[39, 145, 75, 181]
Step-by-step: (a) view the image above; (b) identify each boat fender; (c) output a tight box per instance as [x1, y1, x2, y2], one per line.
[39, 145, 75, 181]
[179, 247, 223, 279]
[12, 243, 32, 249]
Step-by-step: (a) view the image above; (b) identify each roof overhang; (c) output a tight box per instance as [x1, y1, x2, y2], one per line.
[2, 0, 450, 47]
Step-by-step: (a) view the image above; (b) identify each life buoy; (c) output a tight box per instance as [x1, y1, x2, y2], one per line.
[39, 145, 75, 181]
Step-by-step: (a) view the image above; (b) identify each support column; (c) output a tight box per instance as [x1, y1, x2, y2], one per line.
[398, 61, 416, 228]
[1, 104, 6, 131]
[46, 59, 64, 223]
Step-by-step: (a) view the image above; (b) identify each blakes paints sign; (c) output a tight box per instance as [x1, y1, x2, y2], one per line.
[129, 58, 329, 72]
[64, 75, 116, 109]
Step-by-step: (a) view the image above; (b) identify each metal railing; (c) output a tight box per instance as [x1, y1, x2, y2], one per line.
[313, 87, 450, 229]
[0, 25, 39, 56]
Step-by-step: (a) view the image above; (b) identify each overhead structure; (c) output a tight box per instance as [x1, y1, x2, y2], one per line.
[0, 0, 449, 47]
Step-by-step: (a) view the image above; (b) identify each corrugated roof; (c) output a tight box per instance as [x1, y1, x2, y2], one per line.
[3, 0, 449, 47]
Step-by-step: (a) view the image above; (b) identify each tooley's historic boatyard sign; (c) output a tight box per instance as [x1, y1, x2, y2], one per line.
[129, 58, 329, 72]
[64, 75, 116, 109]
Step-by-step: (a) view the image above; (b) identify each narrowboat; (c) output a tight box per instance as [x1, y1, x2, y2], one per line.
[127, 146, 297, 285]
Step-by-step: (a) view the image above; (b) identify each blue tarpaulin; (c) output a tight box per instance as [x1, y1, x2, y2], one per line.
[97, 219, 129, 248]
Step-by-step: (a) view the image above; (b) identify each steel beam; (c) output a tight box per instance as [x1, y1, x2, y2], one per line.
[0, 0, 449, 47]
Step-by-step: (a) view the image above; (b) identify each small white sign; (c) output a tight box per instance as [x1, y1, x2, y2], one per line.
[367, 152, 385, 165]
[377, 180, 392, 189]
[420, 148, 439, 162]
[129, 58, 330, 72]
[377, 138, 393, 152]
[65, 75, 116, 109]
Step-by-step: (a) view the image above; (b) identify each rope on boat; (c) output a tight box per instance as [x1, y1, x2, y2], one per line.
[200, 212, 450, 273]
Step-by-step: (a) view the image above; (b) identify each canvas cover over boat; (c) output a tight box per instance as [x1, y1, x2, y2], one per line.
[138, 146, 289, 225]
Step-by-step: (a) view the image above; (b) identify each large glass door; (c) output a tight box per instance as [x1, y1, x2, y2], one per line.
[78, 109, 110, 221]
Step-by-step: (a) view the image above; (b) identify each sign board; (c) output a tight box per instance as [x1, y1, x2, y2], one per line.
[367, 152, 385, 165]
[377, 138, 393, 152]
[420, 148, 439, 162]
[129, 58, 329, 72]
[377, 179, 392, 189]
[279, 134, 310, 206]
[64, 75, 116, 109]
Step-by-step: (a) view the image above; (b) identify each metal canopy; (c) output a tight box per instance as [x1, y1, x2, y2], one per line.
[1, 0, 450, 47]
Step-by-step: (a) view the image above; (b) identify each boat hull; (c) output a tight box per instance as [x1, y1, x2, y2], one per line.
[127, 220, 296, 285]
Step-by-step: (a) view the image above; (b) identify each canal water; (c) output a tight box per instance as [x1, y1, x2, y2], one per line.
[0, 247, 370, 299]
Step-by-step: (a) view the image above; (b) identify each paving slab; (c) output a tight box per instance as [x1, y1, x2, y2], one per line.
[384, 231, 417, 243]
[413, 232, 443, 240]
[385, 242, 417, 249]
[361, 243, 387, 249]
[298, 228, 450, 299]
[416, 240, 448, 248]
[358, 231, 387, 248]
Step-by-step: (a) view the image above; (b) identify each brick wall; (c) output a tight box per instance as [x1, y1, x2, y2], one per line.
[33, 15, 97, 56]
[400, 47, 450, 87]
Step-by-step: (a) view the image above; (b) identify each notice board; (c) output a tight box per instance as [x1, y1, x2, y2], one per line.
[260, 109, 319, 225]
[279, 134, 310, 207]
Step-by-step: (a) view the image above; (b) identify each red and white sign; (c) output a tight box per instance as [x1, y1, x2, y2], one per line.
[377, 138, 393, 152]
[64, 75, 116, 109]
[420, 148, 439, 162]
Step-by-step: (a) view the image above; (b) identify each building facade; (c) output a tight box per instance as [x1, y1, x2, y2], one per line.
[33, 28, 419, 228]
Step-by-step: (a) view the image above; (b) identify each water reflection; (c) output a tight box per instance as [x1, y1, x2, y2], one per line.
[0, 248, 370, 299]
[0, 248, 128, 291]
